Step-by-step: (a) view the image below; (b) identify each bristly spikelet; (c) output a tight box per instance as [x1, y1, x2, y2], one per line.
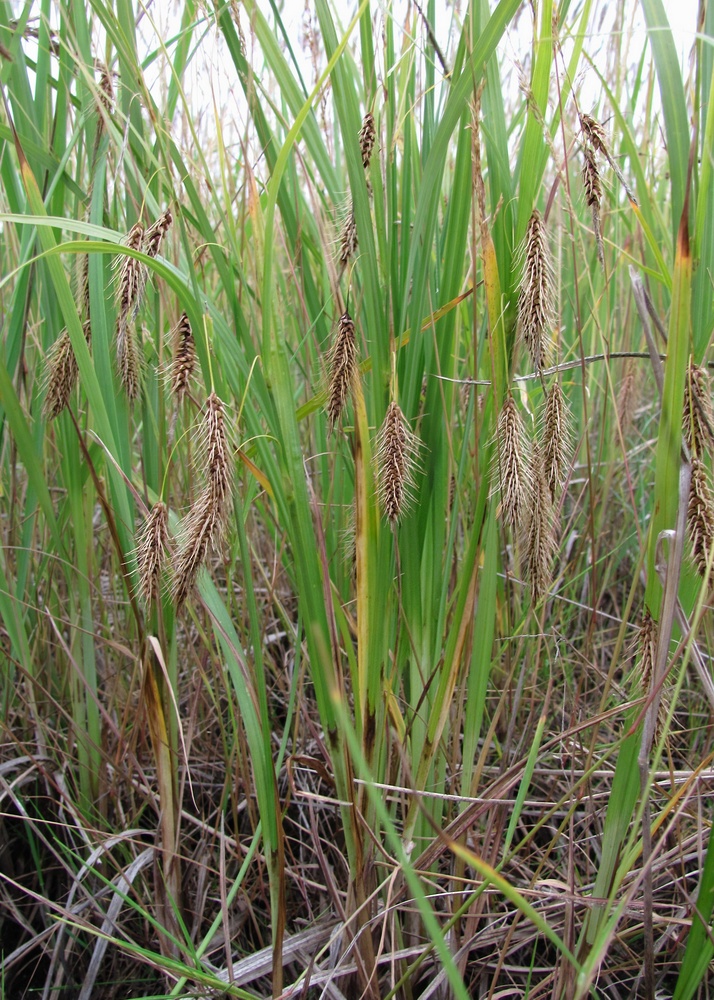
[638, 608, 668, 744]
[582, 145, 604, 268]
[359, 112, 376, 169]
[524, 450, 557, 604]
[201, 392, 231, 507]
[77, 251, 91, 321]
[683, 361, 714, 457]
[542, 382, 571, 502]
[579, 113, 608, 156]
[495, 394, 531, 529]
[136, 501, 169, 607]
[143, 208, 173, 259]
[172, 393, 233, 606]
[115, 221, 145, 349]
[339, 206, 358, 265]
[375, 401, 421, 523]
[169, 312, 196, 403]
[326, 311, 358, 432]
[517, 209, 554, 372]
[43, 330, 78, 420]
[43, 321, 91, 420]
[687, 456, 714, 576]
[117, 322, 142, 401]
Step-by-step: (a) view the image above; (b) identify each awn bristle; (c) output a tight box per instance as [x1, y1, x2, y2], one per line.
[359, 112, 376, 169]
[339, 207, 358, 265]
[495, 394, 531, 529]
[172, 393, 232, 606]
[687, 456, 714, 576]
[579, 113, 608, 156]
[524, 449, 556, 604]
[542, 382, 571, 502]
[43, 321, 91, 420]
[136, 501, 169, 607]
[169, 312, 196, 403]
[683, 361, 714, 457]
[375, 400, 420, 523]
[517, 209, 554, 372]
[582, 145, 604, 268]
[326, 311, 358, 432]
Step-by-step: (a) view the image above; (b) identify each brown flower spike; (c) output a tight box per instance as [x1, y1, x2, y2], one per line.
[495, 394, 531, 529]
[542, 382, 571, 502]
[172, 393, 232, 606]
[683, 361, 714, 457]
[687, 456, 714, 576]
[169, 312, 196, 403]
[136, 501, 169, 607]
[517, 209, 554, 372]
[375, 401, 420, 523]
[326, 311, 358, 432]
[524, 449, 557, 604]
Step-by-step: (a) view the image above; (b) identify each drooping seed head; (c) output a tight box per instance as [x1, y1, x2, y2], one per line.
[638, 608, 668, 745]
[339, 207, 358, 265]
[359, 112, 376, 169]
[116, 221, 145, 345]
[523, 449, 557, 605]
[136, 501, 169, 607]
[375, 401, 421, 523]
[517, 209, 555, 372]
[687, 456, 714, 576]
[143, 208, 173, 259]
[43, 330, 78, 420]
[683, 361, 714, 457]
[172, 392, 233, 607]
[579, 113, 608, 156]
[169, 312, 196, 403]
[494, 394, 531, 529]
[117, 323, 142, 401]
[582, 145, 604, 267]
[326, 311, 358, 432]
[542, 382, 571, 501]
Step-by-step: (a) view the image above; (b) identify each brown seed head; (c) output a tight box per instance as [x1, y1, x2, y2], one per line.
[579, 114, 608, 156]
[116, 221, 145, 344]
[136, 501, 169, 607]
[169, 312, 196, 403]
[687, 456, 714, 576]
[43, 330, 78, 420]
[524, 448, 556, 605]
[517, 209, 554, 372]
[326, 311, 358, 432]
[375, 401, 421, 523]
[339, 207, 358, 265]
[495, 394, 531, 528]
[683, 361, 714, 457]
[359, 112, 376, 169]
[117, 323, 142, 401]
[582, 146, 604, 267]
[143, 208, 173, 259]
[542, 382, 571, 501]
[638, 608, 668, 745]
[172, 392, 233, 607]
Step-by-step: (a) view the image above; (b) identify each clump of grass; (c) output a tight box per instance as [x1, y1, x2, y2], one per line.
[495, 393, 531, 528]
[326, 310, 358, 432]
[172, 392, 232, 606]
[375, 400, 420, 523]
[517, 209, 554, 372]
[136, 501, 170, 607]
[168, 312, 196, 404]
